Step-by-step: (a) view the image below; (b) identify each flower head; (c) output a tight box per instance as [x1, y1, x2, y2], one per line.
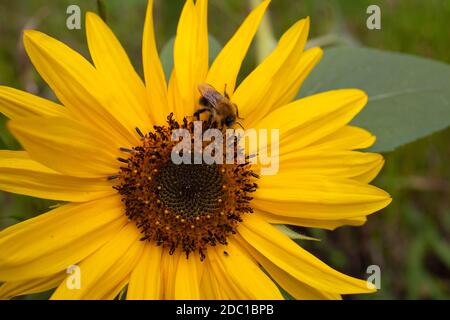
[0, 0, 391, 300]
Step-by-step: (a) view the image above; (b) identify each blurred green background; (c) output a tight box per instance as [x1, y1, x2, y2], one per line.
[0, 0, 449, 299]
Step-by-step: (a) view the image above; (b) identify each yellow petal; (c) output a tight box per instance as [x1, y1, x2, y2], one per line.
[8, 116, 121, 178]
[161, 250, 181, 299]
[127, 242, 163, 300]
[86, 12, 152, 132]
[0, 150, 114, 201]
[236, 235, 341, 300]
[204, 255, 240, 299]
[199, 259, 230, 299]
[105, 275, 130, 300]
[353, 158, 384, 183]
[23, 30, 136, 146]
[0, 272, 65, 300]
[143, 0, 168, 124]
[206, 0, 271, 93]
[208, 239, 283, 299]
[238, 215, 376, 294]
[0, 86, 65, 119]
[306, 125, 376, 151]
[169, 0, 208, 119]
[256, 210, 367, 230]
[272, 47, 323, 109]
[0, 195, 127, 282]
[166, 70, 178, 116]
[196, 0, 209, 80]
[51, 223, 143, 300]
[253, 89, 368, 155]
[174, 254, 201, 299]
[234, 18, 310, 127]
[276, 150, 385, 183]
[254, 175, 392, 220]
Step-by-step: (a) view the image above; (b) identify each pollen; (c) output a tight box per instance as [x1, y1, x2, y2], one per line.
[112, 114, 257, 260]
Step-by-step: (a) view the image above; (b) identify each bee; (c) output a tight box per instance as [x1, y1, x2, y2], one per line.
[195, 83, 242, 129]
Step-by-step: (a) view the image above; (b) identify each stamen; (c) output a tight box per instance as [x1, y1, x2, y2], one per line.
[117, 157, 129, 164]
[120, 147, 135, 154]
[135, 127, 145, 139]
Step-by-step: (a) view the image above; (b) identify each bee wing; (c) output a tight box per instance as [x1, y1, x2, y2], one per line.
[198, 83, 224, 108]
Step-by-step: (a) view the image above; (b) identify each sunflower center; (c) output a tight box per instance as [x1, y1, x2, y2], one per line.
[112, 114, 257, 260]
[156, 162, 223, 217]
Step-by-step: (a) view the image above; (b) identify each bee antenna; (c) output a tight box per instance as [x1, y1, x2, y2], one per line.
[224, 83, 230, 99]
[236, 122, 245, 130]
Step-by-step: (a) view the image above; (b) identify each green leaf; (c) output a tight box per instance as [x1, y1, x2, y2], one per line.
[0, 133, 6, 149]
[160, 35, 222, 81]
[299, 47, 450, 152]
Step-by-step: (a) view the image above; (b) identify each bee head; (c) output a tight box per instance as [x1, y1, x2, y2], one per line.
[224, 115, 236, 127]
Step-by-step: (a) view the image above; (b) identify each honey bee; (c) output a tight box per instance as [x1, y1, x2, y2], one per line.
[195, 83, 242, 128]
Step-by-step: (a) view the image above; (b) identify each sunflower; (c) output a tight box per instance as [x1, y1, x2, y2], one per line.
[0, 0, 391, 300]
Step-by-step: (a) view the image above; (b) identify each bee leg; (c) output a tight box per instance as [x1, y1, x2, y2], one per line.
[207, 114, 216, 129]
[208, 121, 217, 129]
[194, 108, 209, 120]
[207, 114, 213, 128]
